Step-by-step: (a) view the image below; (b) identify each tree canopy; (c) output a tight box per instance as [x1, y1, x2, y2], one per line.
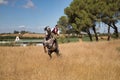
[58, 0, 120, 41]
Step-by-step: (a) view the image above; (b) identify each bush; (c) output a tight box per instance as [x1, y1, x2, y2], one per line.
[58, 37, 79, 43]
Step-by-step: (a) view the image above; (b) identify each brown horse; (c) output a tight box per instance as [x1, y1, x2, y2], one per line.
[43, 38, 60, 59]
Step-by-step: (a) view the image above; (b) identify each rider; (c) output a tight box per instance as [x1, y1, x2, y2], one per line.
[51, 25, 59, 48]
[51, 25, 59, 37]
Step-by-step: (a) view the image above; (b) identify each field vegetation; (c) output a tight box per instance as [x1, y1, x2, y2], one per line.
[0, 40, 120, 80]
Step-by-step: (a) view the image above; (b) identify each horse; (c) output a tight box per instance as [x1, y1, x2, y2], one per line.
[43, 38, 60, 59]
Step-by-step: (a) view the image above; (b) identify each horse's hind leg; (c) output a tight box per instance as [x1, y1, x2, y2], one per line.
[55, 49, 60, 57]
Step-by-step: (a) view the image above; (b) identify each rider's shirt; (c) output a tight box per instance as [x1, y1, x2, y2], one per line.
[51, 27, 59, 35]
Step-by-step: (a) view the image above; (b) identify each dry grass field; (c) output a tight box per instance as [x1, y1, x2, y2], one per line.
[0, 40, 120, 80]
[0, 33, 45, 38]
[22, 33, 44, 38]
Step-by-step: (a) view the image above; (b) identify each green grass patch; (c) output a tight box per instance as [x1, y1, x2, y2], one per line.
[82, 36, 90, 41]
[0, 36, 43, 41]
[0, 36, 16, 41]
[58, 37, 79, 43]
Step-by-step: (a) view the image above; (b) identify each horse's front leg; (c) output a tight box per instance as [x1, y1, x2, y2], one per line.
[43, 43, 47, 53]
[48, 51, 52, 59]
[44, 46, 47, 53]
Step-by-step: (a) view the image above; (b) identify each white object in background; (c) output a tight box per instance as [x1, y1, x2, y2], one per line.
[15, 36, 20, 42]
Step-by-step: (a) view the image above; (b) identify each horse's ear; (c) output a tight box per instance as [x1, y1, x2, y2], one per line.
[44, 27, 47, 31]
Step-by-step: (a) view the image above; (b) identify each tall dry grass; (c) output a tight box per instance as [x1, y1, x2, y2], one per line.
[0, 40, 120, 80]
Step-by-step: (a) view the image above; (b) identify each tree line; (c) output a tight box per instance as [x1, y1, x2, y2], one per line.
[58, 0, 120, 41]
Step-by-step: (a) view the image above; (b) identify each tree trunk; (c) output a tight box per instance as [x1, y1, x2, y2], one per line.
[86, 28, 93, 41]
[112, 22, 119, 38]
[92, 26, 98, 41]
[107, 25, 111, 41]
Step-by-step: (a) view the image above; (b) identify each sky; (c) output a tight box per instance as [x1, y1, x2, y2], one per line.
[0, 0, 73, 33]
